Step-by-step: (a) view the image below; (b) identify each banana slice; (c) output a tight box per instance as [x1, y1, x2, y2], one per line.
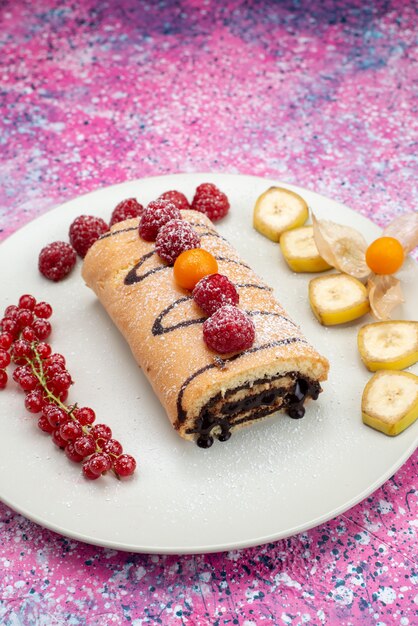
[280, 226, 332, 272]
[253, 187, 308, 242]
[358, 321, 418, 371]
[362, 370, 418, 436]
[309, 273, 370, 325]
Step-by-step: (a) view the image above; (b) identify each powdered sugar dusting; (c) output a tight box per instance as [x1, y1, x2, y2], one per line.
[155, 218, 201, 265]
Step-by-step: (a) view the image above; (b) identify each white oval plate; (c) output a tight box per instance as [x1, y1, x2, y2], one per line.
[0, 173, 417, 554]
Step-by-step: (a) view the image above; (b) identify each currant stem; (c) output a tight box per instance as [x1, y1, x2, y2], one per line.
[25, 346, 100, 447]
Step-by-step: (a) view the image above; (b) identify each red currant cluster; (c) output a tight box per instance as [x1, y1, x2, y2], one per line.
[0, 294, 136, 480]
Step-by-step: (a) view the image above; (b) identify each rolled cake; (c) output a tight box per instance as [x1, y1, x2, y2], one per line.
[82, 210, 329, 447]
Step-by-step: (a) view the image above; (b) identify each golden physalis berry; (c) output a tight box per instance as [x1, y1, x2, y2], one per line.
[173, 248, 218, 290]
[365, 236, 405, 275]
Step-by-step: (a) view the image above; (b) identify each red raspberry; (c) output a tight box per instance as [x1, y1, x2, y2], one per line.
[155, 219, 201, 265]
[69, 215, 108, 258]
[109, 198, 144, 227]
[193, 274, 239, 316]
[38, 242, 77, 282]
[191, 183, 230, 222]
[138, 201, 181, 242]
[158, 190, 190, 211]
[203, 305, 255, 354]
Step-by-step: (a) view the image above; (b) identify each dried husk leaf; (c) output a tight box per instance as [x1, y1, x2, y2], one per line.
[312, 214, 370, 278]
[368, 274, 405, 320]
[382, 213, 418, 254]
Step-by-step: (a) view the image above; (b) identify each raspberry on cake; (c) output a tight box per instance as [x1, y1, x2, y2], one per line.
[110, 198, 144, 227]
[139, 201, 181, 242]
[191, 183, 230, 221]
[203, 305, 255, 354]
[69, 215, 109, 258]
[193, 273, 239, 316]
[155, 219, 201, 265]
[158, 190, 190, 211]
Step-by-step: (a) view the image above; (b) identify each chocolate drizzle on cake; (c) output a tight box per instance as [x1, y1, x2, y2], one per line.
[151, 286, 290, 336]
[124, 253, 252, 286]
[99, 226, 139, 240]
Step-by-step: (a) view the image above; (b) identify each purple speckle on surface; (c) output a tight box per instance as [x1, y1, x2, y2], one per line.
[0, 1, 417, 624]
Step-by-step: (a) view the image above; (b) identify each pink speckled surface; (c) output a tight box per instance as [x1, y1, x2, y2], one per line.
[0, 1, 417, 624]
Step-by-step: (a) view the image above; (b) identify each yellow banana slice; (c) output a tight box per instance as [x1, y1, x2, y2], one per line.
[358, 321, 418, 371]
[309, 273, 370, 325]
[253, 187, 308, 242]
[362, 370, 418, 436]
[280, 226, 332, 273]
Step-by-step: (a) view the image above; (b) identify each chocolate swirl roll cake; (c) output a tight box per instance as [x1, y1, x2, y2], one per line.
[82, 210, 329, 448]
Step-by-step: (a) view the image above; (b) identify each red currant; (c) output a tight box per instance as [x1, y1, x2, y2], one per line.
[113, 454, 136, 477]
[74, 435, 96, 457]
[33, 302, 53, 319]
[50, 371, 72, 393]
[41, 402, 56, 415]
[11, 339, 32, 360]
[44, 362, 65, 379]
[57, 389, 69, 403]
[24, 389, 44, 413]
[75, 406, 95, 426]
[0, 370, 7, 389]
[52, 428, 67, 449]
[4, 305, 19, 319]
[36, 342, 52, 359]
[91, 423, 112, 441]
[19, 295, 36, 310]
[19, 373, 39, 392]
[1, 318, 19, 337]
[65, 442, 84, 463]
[17, 309, 34, 329]
[102, 439, 123, 456]
[13, 364, 31, 383]
[89, 452, 112, 475]
[60, 420, 82, 441]
[0, 332, 13, 350]
[45, 353, 66, 367]
[22, 328, 37, 343]
[82, 460, 100, 480]
[32, 319, 51, 341]
[0, 349, 11, 369]
[45, 406, 68, 428]
[37, 415, 55, 433]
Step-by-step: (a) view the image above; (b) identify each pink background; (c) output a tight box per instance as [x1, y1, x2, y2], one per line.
[0, 1, 417, 624]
